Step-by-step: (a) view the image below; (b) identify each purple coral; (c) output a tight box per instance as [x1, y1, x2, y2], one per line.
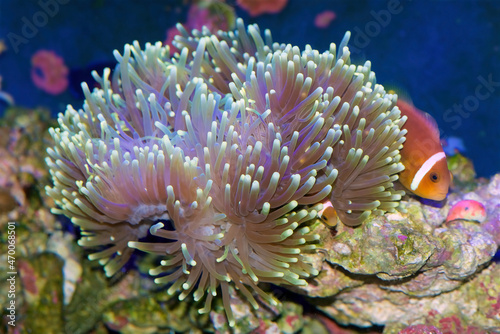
[45, 19, 406, 325]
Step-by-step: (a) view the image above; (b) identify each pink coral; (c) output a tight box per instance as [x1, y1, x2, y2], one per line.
[446, 199, 487, 223]
[399, 324, 442, 334]
[314, 10, 337, 28]
[237, 0, 288, 16]
[186, 4, 228, 32]
[31, 50, 68, 95]
[164, 26, 181, 54]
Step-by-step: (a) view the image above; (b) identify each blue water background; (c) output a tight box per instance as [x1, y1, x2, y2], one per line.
[0, 0, 499, 177]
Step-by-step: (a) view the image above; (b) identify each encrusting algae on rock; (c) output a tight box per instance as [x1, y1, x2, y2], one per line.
[45, 19, 408, 325]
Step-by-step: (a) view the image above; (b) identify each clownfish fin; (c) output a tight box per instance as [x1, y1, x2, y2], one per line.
[387, 85, 444, 143]
[396, 95, 441, 140]
[418, 109, 441, 139]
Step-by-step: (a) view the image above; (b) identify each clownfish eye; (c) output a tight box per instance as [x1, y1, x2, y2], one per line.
[430, 172, 440, 183]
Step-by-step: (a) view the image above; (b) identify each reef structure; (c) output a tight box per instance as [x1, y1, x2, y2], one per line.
[45, 19, 406, 325]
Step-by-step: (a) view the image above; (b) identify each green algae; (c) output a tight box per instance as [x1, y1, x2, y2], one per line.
[22, 253, 65, 334]
[64, 259, 109, 334]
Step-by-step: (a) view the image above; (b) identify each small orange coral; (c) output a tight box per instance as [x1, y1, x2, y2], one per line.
[237, 0, 288, 16]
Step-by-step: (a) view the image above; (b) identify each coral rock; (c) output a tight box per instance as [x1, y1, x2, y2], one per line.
[299, 171, 500, 332]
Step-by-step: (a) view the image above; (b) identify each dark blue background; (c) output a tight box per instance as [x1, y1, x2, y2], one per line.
[1, 0, 499, 178]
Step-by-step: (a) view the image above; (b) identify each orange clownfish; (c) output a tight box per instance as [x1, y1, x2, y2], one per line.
[397, 99, 452, 201]
[317, 200, 338, 227]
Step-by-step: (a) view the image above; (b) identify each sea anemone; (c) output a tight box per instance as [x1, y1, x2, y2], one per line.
[45, 19, 406, 325]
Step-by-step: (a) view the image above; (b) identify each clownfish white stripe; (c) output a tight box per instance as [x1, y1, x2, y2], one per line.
[410, 152, 446, 191]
